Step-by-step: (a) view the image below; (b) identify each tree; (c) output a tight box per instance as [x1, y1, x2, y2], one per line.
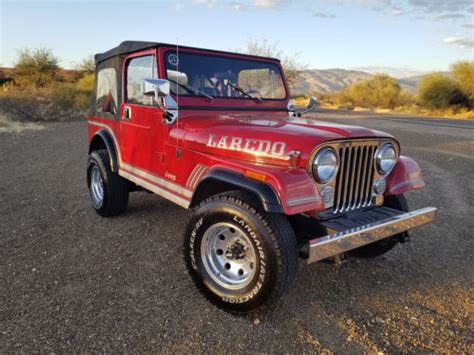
[347, 74, 402, 109]
[14, 48, 59, 88]
[75, 55, 95, 74]
[451, 60, 474, 106]
[417, 73, 462, 109]
[243, 38, 306, 89]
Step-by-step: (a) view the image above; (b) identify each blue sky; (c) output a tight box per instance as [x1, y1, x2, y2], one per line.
[1, 0, 473, 77]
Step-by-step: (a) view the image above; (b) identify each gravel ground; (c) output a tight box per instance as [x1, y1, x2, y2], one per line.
[1, 110, 473, 353]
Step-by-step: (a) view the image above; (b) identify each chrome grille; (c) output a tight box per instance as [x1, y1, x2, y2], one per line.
[333, 142, 379, 214]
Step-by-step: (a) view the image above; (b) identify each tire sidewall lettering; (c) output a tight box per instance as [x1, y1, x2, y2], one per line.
[189, 217, 203, 270]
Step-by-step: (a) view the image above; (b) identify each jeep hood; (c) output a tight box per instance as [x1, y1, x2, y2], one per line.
[173, 113, 394, 167]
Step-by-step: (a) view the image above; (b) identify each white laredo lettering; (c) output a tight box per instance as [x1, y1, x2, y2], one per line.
[207, 135, 286, 157]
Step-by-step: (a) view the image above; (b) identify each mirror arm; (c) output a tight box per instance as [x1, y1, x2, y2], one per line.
[299, 106, 315, 116]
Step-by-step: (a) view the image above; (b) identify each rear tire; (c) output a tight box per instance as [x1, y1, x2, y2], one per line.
[184, 191, 298, 314]
[87, 149, 129, 217]
[349, 194, 409, 258]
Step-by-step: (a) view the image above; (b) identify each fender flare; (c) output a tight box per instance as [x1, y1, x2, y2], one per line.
[191, 169, 283, 213]
[89, 130, 119, 173]
[386, 156, 425, 196]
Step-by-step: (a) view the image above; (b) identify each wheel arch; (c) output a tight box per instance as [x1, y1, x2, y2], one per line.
[88, 130, 119, 173]
[190, 169, 283, 213]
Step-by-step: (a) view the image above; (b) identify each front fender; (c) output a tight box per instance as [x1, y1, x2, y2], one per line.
[192, 164, 324, 215]
[386, 156, 425, 196]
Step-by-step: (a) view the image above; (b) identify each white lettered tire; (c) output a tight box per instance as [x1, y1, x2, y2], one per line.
[184, 191, 298, 313]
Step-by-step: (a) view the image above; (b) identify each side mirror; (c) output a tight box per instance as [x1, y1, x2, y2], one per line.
[307, 96, 317, 111]
[287, 99, 297, 116]
[288, 96, 318, 118]
[141, 79, 178, 124]
[141, 79, 170, 97]
[298, 96, 318, 117]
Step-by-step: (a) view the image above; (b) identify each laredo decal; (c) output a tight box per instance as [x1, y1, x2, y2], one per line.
[206, 134, 286, 157]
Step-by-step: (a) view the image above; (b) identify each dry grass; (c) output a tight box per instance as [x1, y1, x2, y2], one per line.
[0, 84, 89, 123]
[0, 114, 44, 134]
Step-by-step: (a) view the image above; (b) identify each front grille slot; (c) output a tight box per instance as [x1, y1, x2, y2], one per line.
[333, 143, 377, 214]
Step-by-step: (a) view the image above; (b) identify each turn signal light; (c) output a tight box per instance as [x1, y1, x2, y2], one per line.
[245, 170, 266, 182]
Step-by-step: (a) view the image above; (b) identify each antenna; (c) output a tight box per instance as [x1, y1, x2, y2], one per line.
[176, 37, 181, 160]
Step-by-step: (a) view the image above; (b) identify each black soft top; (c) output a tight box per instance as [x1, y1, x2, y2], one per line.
[94, 41, 280, 65]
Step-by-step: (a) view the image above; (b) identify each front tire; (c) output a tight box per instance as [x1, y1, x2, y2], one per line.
[87, 149, 129, 217]
[184, 191, 298, 313]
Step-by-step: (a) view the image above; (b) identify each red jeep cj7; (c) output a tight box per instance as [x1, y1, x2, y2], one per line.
[87, 41, 436, 313]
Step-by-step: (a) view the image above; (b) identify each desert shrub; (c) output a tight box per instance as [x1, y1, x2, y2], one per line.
[76, 73, 94, 92]
[347, 74, 402, 109]
[451, 61, 474, 106]
[51, 82, 92, 111]
[0, 85, 88, 122]
[75, 55, 95, 74]
[395, 90, 416, 107]
[14, 48, 59, 89]
[417, 73, 463, 109]
[318, 91, 354, 109]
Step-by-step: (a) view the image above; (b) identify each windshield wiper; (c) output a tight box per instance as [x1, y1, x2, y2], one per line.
[168, 78, 214, 101]
[228, 82, 263, 102]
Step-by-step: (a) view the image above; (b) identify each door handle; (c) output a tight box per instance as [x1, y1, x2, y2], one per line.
[123, 106, 132, 120]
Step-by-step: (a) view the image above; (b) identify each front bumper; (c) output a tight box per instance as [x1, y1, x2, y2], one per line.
[307, 206, 437, 264]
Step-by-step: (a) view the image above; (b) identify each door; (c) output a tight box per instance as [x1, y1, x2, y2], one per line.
[120, 51, 166, 175]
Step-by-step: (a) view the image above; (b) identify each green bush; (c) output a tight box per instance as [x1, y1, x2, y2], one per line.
[0, 49, 94, 122]
[347, 74, 402, 109]
[318, 75, 412, 110]
[452, 61, 474, 106]
[14, 48, 59, 89]
[417, 73, 463, 109]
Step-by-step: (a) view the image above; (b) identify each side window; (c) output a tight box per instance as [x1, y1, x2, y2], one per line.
[126, 55, 157, 105]
[96, 67, 118, 115]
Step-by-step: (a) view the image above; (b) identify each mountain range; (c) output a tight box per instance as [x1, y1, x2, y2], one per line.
[292, 69, 422, 95]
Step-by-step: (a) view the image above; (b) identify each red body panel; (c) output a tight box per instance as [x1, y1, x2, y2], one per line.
[385, 156, 425, 196]
[88, 46, 424, 216]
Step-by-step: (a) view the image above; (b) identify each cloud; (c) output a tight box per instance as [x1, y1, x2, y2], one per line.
[174, 3, 185, 11]
[435, 13, 466, 20]
[391, 8, 403, 16]
[253, 0, 285, 9]
[463, 23, 474, 29]
[229, 0, 288, 11]
[192, 0, 218, 9]
[328, 0, 472, 19]
[443, 36, 474, 49]
[231, 3, 246, 11]
[312, 12, 336, 19]
[408, 0, 472, 13]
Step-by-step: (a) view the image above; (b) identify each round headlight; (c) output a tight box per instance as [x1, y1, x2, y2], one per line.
[312, 147, 338, 184]
[376, 143, 397, 175]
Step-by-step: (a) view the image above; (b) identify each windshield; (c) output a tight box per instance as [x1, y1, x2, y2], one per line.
[164, 51, 287, 100]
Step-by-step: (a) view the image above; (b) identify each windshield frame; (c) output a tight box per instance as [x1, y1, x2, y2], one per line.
[162, 49, 289, 102]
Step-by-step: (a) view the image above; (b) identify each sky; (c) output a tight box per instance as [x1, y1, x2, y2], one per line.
[1, 0, 473, 77]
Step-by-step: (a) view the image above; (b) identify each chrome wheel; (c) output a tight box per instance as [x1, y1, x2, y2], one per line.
[90, 165, 104, 206]
[201, 222, 257, 290]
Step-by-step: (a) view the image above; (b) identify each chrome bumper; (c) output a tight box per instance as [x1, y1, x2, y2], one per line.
[307, 207, 437, 264]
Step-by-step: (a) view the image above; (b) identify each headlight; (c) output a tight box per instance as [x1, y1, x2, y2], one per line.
[376, 143, 396, 175]
[312, 147, 338, 184]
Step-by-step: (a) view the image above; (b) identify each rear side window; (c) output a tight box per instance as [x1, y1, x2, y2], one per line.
[126, 55, 157, 105]
[96, 67, 118, 115]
